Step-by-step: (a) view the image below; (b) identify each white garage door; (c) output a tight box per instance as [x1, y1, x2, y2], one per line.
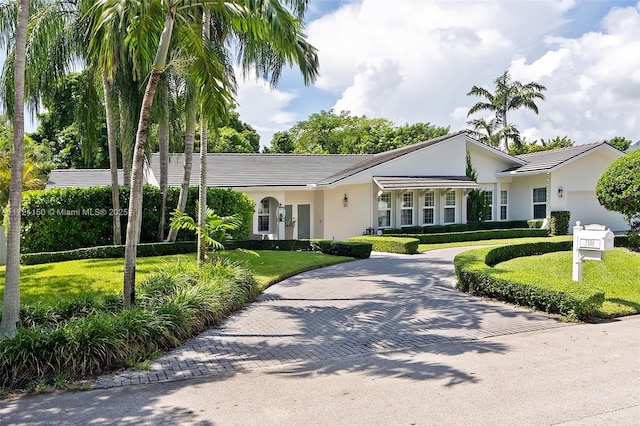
[566, 191, 627, 233]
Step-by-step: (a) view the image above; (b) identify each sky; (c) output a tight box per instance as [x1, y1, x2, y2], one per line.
[233, 0, 640, 149]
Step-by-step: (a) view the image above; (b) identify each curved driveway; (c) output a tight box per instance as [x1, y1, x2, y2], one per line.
[2, 248, 638, 425]
[94, 247, 569, 388]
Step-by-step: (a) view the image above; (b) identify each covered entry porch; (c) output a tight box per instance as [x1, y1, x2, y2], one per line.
[373, 176, 479, 231]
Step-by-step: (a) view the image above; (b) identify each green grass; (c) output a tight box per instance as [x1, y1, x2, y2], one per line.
[419, 235, 572, 252]
[488, 248, 640, 317]
[0, 251, 353, 307]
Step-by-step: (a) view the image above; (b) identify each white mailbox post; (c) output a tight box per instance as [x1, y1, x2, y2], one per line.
[572, 221, 615, 282]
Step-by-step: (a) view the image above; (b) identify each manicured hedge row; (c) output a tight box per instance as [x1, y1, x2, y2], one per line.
[17, 186, 255, 253]
[384, 228, 549, 244]
[227, 239, 373, 259]
[348, 236, 419, 254]
[20, 241, 197, 265]
[380, 220, 532, 235]
[454, 243, 604, 319]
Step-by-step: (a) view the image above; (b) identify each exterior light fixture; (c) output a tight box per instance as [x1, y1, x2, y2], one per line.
[558, 186, 564, 198]
[343, 194, 349, 207]
[277, 204, 286, 222]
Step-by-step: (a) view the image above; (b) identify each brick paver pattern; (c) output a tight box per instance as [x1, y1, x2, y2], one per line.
[94, 249, 571, 388]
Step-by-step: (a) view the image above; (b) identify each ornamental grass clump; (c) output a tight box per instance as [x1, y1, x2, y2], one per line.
[0, 260, 258, 392]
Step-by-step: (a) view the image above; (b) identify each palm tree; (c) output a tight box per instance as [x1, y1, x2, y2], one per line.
[467, 71, 546, 152]
[466, 117, 521, 150]
[1, 0, 29, 338]
[198, 9, 210, 264]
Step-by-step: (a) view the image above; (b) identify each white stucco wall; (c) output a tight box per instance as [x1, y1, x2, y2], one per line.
[508, 174, 548, 220]
[322, 184, 373, 240]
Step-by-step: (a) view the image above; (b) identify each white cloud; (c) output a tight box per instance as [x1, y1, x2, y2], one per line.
[296, 0, 640, 143]
[234, 77, 298, 148]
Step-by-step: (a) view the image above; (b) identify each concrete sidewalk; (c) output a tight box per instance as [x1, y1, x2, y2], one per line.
[1, 248, 638, 425]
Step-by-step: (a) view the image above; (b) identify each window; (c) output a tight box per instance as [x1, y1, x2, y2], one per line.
[377, 192, 391, 227]
[500, 190, 508, 220]
[533, 187, 547, 219]
[444, 191, 456, 223]
[484, 191, 493, 221]
[401, 192, 414, 226]
[258, 199, 270, 232]
[422, 191, 435, 224]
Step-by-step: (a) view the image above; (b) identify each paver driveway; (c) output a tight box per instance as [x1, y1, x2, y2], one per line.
[94, 247, 570, 388]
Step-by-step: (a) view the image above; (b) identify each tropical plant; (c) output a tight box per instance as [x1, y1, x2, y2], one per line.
[467, 71, 546, 152]
[0, 0, 29, 338]
[606, 136, 632, 152]
[170, 203, 241, 255]
[596, 150, 640, 247]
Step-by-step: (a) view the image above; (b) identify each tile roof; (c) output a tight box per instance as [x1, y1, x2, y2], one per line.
[374, 176, 478, 190]
[504, 142, 608, 174]
[149, 153, 372, 188]
[46, 169, 124, 189]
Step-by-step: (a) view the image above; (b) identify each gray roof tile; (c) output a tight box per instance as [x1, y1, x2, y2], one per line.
[374, 176, 478, 190]
[46, 169, 124, 189]
[506, 142, 607, 173]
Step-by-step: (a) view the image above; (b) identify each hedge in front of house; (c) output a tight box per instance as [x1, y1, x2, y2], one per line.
[21, 241, 197, 265]
[550, 211, 571, 235]
[454, 243, 604, 319]
[228, 239, 372, 259]
[17, 186, 254, 253]
[348, 236, 419, 254]
[384, 228, 549, 244]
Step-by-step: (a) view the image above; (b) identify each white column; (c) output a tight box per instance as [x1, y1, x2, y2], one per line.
[572, 221, 583, 282]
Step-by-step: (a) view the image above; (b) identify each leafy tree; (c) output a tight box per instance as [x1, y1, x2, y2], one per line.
[596, 150, 640, 246]
[510, 136, 575, 155]
[465, 151, 489, 223]
[279, 109, 449, 154]
[467, 71, 546, 152]
[606, 136, 632, 152]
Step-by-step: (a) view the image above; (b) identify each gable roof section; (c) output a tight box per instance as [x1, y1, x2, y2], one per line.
[149, 153, 372, 188]
[46, 169, 124, 189]
[500, 142, 617, 175]
[316, 130, 469, 186]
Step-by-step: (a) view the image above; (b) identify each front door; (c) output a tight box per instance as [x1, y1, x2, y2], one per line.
[297, 204, 311, 239]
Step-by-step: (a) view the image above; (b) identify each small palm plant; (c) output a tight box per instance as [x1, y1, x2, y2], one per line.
[169, 203, 241, 260]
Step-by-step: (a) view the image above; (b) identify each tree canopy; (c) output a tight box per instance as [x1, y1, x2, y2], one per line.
[269, 109, 449, 154]
[606, 136, 632, 152]
[596, 150, 640, 221]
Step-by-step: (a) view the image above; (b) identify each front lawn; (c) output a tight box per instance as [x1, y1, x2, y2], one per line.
[487, 248, 640, 318]
[0, 251, 352, 307]
[419, 235, 572, 252]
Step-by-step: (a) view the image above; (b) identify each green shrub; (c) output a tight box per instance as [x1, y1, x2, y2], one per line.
[383, 228, 548, 244]
[454, 244, 604, 319]
[348, 236, 419, 254]
[550, 211, 571, 235]
[381, 228, 402, 235]
[17, 186, 254, 253]
[423, 225, 447, 233]
[400, 226, 423, 234]
[527, 219, 544, 229]
[20, 241, 197, 265]
[227, 239, 312, 251]
[445, 223, 469, 232]
[0, 260, 258, 391]
[311, 240, 372, 259]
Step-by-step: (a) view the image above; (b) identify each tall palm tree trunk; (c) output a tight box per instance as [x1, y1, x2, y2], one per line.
[166, 95, 196, 242]
[157, 80, 170, 241]
[198, 10, 210, 264]
[1, 0, 29, 338]
[118, 93, 132, 186]
[123, 4, 177, 308]
[102, 74, 122, 245]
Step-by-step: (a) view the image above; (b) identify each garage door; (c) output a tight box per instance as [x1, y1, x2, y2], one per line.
[566, 191, 627, 232]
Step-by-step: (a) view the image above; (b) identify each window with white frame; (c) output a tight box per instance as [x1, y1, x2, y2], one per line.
[500, 190, 508, 220]
[377, 192, 392, 227]
[444, 191, 456, 223]
[533, 187, 547, 219]
[401, 192, 414, 226]
[484, 191, 493, 221]
[258, 198, 270, 232]
[422, 191, 435, 224]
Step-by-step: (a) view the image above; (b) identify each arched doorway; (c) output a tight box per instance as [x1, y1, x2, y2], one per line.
[257, 196, 280, 238]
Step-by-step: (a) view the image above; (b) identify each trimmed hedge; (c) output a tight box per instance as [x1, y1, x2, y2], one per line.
[527, 219, 544, 229]
[228, 239, 372, 259]
[20, 241, 197, 265]
[454, 242, 605, 319]
[17, 186, 255, 253]
[382, 221, 534, 235]
[550, 211, 571, 235]
[384, 228, 548, 244]
[348, 236, 419, 254]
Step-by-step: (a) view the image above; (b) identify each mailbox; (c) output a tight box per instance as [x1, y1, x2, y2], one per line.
[572, 222, 615, 281]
